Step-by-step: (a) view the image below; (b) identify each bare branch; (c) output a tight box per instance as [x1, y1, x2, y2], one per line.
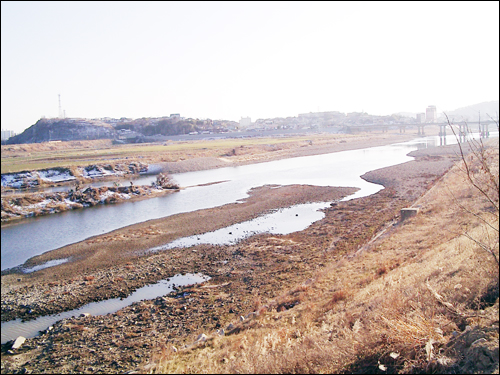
[444, 114, 499, 212]
[462, 231, 499, 266]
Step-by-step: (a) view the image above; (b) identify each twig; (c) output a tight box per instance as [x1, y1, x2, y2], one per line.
[444, 114, 499, 212]
[425, 279, 481, 318]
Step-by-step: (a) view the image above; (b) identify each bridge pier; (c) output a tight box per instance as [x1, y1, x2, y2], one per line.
[439, 124, 447, 145]
[480, 123, 490, 138]
[458, 123, 467, 143]
[439, 124, 447, 137]
[399, 125, 405, 133]
[417, 125, 425, 136]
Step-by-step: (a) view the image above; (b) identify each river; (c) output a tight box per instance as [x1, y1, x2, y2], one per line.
[1, 132, 496, 344]
[1, 133, 493, 271]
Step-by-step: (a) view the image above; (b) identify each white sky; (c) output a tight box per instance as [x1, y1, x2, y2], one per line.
[1, 1, 499, 134]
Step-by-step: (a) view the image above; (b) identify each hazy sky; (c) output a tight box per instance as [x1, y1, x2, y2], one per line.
[2, 1, 499, 133]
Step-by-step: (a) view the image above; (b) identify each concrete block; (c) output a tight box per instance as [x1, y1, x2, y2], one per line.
[400, 208, 419, 221]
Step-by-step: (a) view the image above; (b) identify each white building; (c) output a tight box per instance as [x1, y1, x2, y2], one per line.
[239, 117, 251, 127]
[416, 113, 426, 123]
[426, 106, 437, 123]
[1, 129, 15, 140]
[170, 113, 181, 123]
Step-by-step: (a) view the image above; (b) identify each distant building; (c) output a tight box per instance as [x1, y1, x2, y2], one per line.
[298, 112, 321, 119]
[169, 113, 181, 123]
[240, 117, 251, 127]
[416, 113, 426, 123]
[426, 106, 437, 123]
[1, 129, 16, 140]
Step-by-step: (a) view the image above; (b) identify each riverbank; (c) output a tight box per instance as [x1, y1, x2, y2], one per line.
[2, 131, 497, 374]
[1, 175, 179, 224]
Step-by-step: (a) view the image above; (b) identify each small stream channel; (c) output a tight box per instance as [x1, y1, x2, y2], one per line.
[1, 273, 210, 344]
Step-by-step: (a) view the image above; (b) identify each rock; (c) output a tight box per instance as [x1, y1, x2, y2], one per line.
[194, 333, 207, 343]
[12, 336, 26, 349]
[240, 315, 245, 322]
[245, 312, 257, 319]
[80, 313, 91, 318]
[226, 323, 234, 331]
[217, 329, 225, 336]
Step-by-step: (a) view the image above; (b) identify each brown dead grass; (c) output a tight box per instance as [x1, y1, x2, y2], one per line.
[147, 144, 499, 374]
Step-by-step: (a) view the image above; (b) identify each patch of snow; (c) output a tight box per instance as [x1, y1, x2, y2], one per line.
[22, 258, 70, 273]
[12, 199, 52, 210]
[99, 190, 118, 202]
[82, 167, 104, 178]
[37, 169, 76, 183]
[1, 172, 35, 188]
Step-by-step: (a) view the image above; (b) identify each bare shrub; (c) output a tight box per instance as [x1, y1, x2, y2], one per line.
[153, 173, 179, 189]
[445, 114, 499, 267]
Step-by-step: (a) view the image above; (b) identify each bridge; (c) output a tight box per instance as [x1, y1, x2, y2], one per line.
[342, 119, 496, 138]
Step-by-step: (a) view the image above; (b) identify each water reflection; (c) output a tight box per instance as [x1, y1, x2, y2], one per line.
[149, 202, 334, 251]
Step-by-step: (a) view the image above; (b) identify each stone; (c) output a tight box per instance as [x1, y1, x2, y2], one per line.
[80, 313, 91, 318]
[245, 312, 257, 320]
[12, 336, 26, 349]
[194, 333, 207, 343]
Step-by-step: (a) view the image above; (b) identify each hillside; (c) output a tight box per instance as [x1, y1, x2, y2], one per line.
[6, 118, 114, 144]
[443, 100, 499, 122]
[4, 117, 237, 145]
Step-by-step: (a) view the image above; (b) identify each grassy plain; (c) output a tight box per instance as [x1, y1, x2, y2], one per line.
[2, 134, 341, 174]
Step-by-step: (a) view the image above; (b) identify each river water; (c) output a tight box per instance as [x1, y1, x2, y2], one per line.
[1, 273, 209, 344]
[1, 133, 494, 271]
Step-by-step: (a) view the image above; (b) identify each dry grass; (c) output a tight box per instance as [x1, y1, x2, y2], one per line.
[142, 141, 499, 374]
[2, 131, 418, 174]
